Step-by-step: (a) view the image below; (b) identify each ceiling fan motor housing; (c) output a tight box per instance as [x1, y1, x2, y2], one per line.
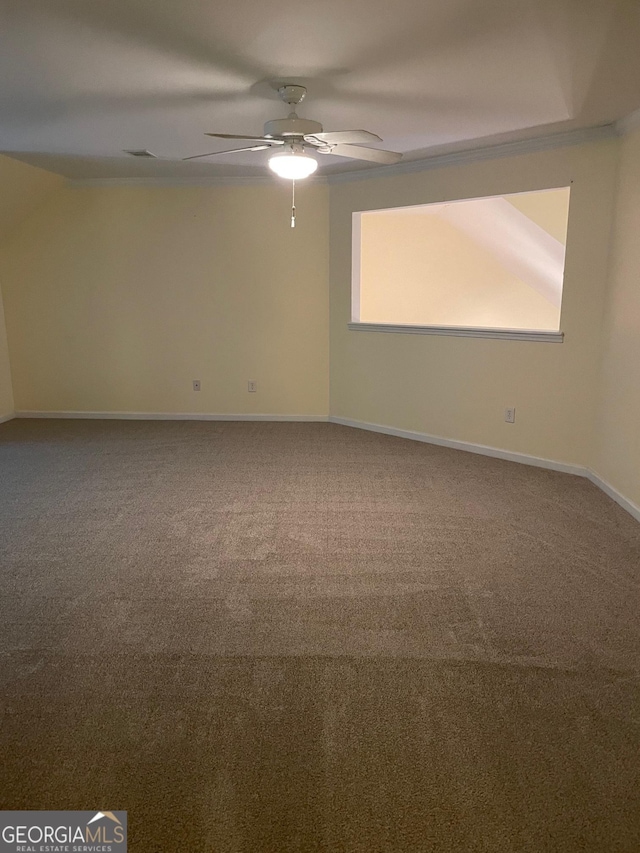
[263, 117, 323, 138]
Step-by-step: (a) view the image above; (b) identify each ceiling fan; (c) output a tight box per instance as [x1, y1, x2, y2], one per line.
[183, 84, 402, 180]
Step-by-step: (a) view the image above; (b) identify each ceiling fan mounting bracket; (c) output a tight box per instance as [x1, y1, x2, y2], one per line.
[263, 116, 323, 138]
[277, 85, 307, 106]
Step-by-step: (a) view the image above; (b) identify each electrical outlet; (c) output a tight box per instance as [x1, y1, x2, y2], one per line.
[504, 407, 516, 424]
[192, 380, 201, 392]
[248, 381, 257, 393]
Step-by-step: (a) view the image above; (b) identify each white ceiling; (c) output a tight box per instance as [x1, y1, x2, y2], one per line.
[1, 0, 639, 179]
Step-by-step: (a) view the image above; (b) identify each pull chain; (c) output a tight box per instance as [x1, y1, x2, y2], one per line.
[291, 179, 296, 228]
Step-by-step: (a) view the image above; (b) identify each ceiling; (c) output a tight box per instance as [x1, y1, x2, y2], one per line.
[1, 0, 639, 179]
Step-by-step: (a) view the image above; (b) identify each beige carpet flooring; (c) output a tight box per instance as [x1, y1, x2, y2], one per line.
[1, 419, 640, 852]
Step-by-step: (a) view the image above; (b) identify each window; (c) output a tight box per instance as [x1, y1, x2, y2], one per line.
[351, 187, 570, 341]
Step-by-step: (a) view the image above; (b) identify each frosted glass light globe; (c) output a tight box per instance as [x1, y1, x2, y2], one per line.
[268, 150, 318, 179]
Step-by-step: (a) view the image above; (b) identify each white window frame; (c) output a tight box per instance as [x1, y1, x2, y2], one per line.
[349, 195, 567, 344]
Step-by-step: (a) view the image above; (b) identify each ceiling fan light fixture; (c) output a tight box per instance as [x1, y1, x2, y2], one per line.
[268, 148, 318, 180]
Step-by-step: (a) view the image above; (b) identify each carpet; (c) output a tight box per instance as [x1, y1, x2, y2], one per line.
[1, 419, 639, 851]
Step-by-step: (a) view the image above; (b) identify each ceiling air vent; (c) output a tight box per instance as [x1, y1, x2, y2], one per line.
[123, 149, 157, 158]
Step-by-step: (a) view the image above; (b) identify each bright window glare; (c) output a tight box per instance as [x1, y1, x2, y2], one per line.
[352, 187, 571, 331]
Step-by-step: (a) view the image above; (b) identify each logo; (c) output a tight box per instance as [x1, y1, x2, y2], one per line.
[0, 811, 127, 852]
[86, 812, 122, 828]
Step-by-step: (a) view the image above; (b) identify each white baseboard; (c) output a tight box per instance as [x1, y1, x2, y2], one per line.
[329, 416, 640, 524]
[10, 409, 640, 524]
[587, 471, 640, 524]
[15, 411, 329, 422]
[329, 416, 587, 476]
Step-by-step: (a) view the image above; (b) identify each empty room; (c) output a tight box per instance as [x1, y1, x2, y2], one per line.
[1, 1, 640, 850]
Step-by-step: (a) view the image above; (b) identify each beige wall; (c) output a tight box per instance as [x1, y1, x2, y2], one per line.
[505, 187, 570, 243]
[0, 154, 64, 419]
[1, 136, 638, 515]
[0, 154, 63, 243]
[594, 127, 640, 507]
[330, 141, 619, 466]
[358, 210, 559, 329]
[0, 289, 13, 419]
[0, 182, 329, 416]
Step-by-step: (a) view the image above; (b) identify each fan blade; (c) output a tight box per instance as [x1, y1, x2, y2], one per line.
[204, 132, 282, 143]
[305, 130, 382, 145]
[183, 144, 272, 160]
[323, 144, 402, 165]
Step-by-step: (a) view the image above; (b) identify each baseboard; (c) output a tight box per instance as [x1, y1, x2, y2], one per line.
[10, 409, 640, 524]
[587, 471, 640, 524]
[329, 416, 640, 523]
[328, 416, 587, 476]
[15, 411, 329, 422]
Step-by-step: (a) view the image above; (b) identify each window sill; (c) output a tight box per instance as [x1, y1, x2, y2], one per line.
[348, 322, 563, 343]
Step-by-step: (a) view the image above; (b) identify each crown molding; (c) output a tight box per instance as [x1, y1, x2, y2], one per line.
[615, 107, 640, 136]
[65, 123, 618, 188]
[66, 174, 328, 188]
[326, 124, 617, 184]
